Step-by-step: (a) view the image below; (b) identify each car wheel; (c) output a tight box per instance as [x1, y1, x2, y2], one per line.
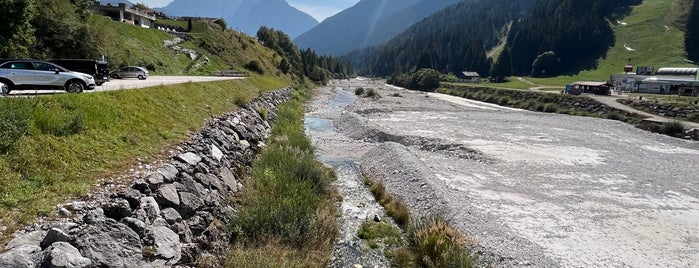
[112, 74, 120, 79]
[96, 81, 104, 86]
[137, 75, 145, 80]
[66, 80, 85, 93]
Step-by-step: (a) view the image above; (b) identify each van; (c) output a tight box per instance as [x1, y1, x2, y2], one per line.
[50, 59, 109, 86]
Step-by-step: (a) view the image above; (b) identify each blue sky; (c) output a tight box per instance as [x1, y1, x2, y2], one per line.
[135, 0, 359, 21]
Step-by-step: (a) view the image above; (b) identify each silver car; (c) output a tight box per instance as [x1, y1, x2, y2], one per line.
[0, 59, 96, 95]
[111, 66, 149, 80]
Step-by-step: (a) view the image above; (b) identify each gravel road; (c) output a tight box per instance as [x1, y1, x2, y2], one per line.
[306, 78, 699, 267]
[1, 76, 243, 96]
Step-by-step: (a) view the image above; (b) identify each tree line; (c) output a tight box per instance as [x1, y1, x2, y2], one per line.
[257, 26, 354, 84]
[686, 0, 699, 63]
[1, 0, 99, 59]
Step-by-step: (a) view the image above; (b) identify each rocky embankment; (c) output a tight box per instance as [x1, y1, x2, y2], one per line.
[617, 98, 699, 122]
[0, 88, 292, 268]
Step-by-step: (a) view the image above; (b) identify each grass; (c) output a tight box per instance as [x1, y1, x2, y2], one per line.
[226, 87, 338, 267]
[363, 177, 474, 267]
[0, 76, 288, 243]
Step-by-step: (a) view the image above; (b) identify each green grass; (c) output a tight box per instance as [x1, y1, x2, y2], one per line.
[477, 0, 694, 90]
[227, 87, 338, 267]
[0, 77, 288, 238]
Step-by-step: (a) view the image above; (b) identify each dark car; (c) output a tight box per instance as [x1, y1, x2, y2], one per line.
[0, 59, 96, 94]
[50, 59, 109, 86]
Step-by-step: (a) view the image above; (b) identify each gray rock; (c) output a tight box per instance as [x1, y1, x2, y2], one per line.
[133, 179, 152, 195]
[120, 217, 147, 237]
[75, 220, 142, 267]
[155, 183, 180, 208]
[194, 173, 224, 192]
[41, 242, 91, 268]
[5, 230, 47, 250]
[176, 152, 202, 166]
[157, 164, 179, 182]
[40, 228, 70, 249]
[116, 187, 142, 209]
[152, 217, 171, 228]
[176, 173, 207, 197]
[82, 208, 105, 224]
[211, 144, 223, 162]
[219, 167, 238, 192]
[133, 208, 151, 226]
[177, 192, 204, 218]
[0, 245, 42, 268]
[144, 225, 181, 264]
[145, 173, 165, 187]
[239, 140, 251, 149]
[173, 222, 193, 243]
[140, 196, 161, 222]
[161, 208, 182, 225]
[102, 198, 132, 220]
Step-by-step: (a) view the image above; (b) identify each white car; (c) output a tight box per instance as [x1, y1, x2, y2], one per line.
[0, 59, 96, 95]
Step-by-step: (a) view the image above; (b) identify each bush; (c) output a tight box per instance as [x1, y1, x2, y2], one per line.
[408, 215, 473, 268]
[604, 111, 623, 120]
[365, 88, 381, 99]
[355, 87, 365, 96]
[245, 60, 264, 74]
[542, 103, 559, 113]
[659, 121, 686, 136]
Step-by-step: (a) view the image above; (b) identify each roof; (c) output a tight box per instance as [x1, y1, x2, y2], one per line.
[461, 71, 480, 77]
[655, 67, 698, 76]
[572, 81, 607, 87]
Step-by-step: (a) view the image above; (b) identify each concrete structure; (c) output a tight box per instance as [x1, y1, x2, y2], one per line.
[458, 71, 481, 83]
[610, 66, 699, 96]
[567, 81, 610, 95]
[94, 2, 156, 28]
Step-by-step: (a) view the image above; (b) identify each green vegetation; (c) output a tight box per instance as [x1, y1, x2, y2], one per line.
[355, 87, 366, 96]
[363, 177, 473, 267]
[388, 68, 440, 91]
[0, 77, 287, 241]
[227, 88, 338, 267]
[687, 0, 699, 62]
[256, 26, 354, 84]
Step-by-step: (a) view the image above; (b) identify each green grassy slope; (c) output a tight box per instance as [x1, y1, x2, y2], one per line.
[93, 16, 282, 76]
[525, 0, 694, 86]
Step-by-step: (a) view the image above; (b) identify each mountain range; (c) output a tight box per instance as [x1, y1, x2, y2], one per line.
[157, 0, 318, 38]
[293, 0, 462, 56]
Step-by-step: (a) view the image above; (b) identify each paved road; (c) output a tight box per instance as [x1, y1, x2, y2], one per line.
[307, 79, 699, 267]
[1, 76, 244, 96]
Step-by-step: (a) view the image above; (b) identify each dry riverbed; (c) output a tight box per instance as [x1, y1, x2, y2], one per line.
[306, 78, 699, 267]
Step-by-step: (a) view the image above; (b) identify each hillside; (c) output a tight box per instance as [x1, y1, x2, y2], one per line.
[345, 0, 536, 77]
[158, 0, 318, 38]
[293, 0, 460, 56]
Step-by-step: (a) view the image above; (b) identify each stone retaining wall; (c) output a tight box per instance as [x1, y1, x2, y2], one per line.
[0, 88, 292, 268]
[617, 99, 699, 121]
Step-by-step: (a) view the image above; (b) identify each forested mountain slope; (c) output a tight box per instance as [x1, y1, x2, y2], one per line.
[344, 0, 535, 77]
[293, 0, 460, 56]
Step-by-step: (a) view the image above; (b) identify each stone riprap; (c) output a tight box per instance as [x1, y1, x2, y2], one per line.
[0, 88, 292, 267]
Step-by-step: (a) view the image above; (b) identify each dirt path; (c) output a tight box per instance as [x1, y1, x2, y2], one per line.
[591, 94, 699, 130]
[306, 79, 699, 267]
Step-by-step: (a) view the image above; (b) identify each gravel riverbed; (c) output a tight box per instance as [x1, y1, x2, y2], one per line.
[306, 79, 699, 267]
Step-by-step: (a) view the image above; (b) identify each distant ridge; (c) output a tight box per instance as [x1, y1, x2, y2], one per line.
[158, 0, 318, 38]
[293, 0, 461, 56]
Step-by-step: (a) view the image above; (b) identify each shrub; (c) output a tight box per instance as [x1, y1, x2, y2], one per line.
[604, 111, 623, 120]
[245, 60, 264, 74]
[659, 121, 686, 136]
[365, 88, 380, 99]
[355, 87, 365, 96]
[542, 103, 559, 113]
[408, 215, 473, 268]
[386, 199, 410, 226]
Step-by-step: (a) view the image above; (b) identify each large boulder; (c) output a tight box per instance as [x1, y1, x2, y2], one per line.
[177, 192, 204, 218]
[143, 225, 181, 265]
[154, 183, 180, 208]
[40, 228, 70, 249]
[175, 152, 202, 166]
[75, 220, 143, 267]
[40, 242, 91, 268]
[0, 245, 42, 268]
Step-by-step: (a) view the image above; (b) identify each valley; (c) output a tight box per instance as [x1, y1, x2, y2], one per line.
[306, 78, 699, 267]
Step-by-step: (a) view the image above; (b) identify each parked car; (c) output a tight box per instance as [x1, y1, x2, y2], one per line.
[111, 66, 149, 80]
[0, 59, 96, 95]
[51, 59, 109, 86]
